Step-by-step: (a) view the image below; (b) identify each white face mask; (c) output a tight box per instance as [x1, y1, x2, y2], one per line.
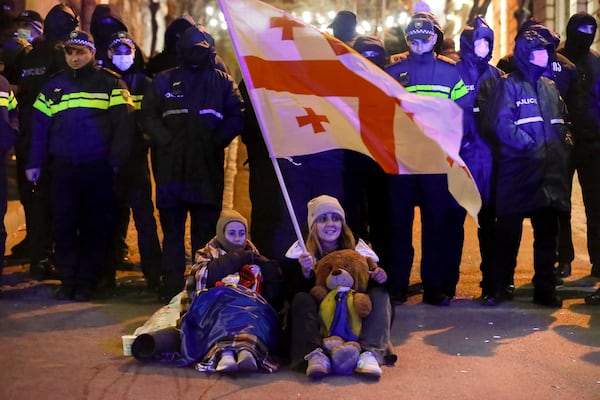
[530, 49, 549, 68]
[112, 54, 135, 71]
[474, 38, 489, 58]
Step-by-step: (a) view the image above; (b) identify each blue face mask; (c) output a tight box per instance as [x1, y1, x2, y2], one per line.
[112, 54, 134, 71]
[17, 28, 33, 42]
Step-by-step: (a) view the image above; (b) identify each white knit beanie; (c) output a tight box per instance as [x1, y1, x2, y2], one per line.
[307, 195, 345, 228]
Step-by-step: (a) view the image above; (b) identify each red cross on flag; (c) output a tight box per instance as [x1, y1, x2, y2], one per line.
[219, 0, 481, 220]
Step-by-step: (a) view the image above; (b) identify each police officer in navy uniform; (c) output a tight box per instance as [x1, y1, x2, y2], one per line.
[0, 73, 18, 288]
[384, 15, 469, 306]
[104, 31, 162, 292]
[485, 30, 570, 307]
[558, 12, 600, 280]
[14, 4, 79, 278]
[25, 30, 134, 301]
[141, 26, 244, 301]
[455, 16, 506, 305]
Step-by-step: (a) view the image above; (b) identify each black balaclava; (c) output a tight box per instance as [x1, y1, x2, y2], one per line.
[44, 4, 79, 42]
[176, 26, 216, 70]
[353, 35, 387, 68]
[564, 12, 597, 62]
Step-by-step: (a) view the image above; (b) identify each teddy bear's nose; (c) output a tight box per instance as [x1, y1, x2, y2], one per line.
[332, 270, 342, 276]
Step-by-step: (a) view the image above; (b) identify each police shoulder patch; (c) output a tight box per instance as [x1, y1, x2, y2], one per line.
[437, 54, 457, 65]
[100, 66, 122, 79]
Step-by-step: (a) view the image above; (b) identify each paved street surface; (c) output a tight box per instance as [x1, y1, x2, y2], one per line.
[1, 151, 599, 400]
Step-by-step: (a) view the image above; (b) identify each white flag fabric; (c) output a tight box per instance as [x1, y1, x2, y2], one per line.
[218, 0, 481, 219]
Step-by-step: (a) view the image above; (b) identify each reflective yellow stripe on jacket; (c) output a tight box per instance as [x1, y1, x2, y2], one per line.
[130, 93, 143, 111]
[0, 90, 17, 111]
[33, 88, 133, 116]
[405, 79, 468, 101]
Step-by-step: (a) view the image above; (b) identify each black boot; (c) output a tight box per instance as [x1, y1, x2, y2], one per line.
[585, 288, 600, 305]
[533, 290, 562, 308]
[556, 263, 571, 278]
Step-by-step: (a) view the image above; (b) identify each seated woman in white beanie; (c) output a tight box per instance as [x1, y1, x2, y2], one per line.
[284, 195, 396, 379]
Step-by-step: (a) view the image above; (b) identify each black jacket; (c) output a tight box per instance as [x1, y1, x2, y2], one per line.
[488, 31, 570, 216]
[456, 16, 504, 206]
[141, 65, 244, 208]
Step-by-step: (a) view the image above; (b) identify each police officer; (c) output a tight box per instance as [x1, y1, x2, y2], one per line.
[141, 26, 244, 302]
[384, 15, 468, 305]
[455, 16, 505, 305]
[14, 3, 79, 278]
[25, 30, 134, 301]
[485, 30, 570, 308]
[557, 12, 600, 279]
[104, 31, 162, 292]
[0, 73, 18, 287]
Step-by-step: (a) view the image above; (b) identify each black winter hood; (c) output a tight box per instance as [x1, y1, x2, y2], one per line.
[353, 35, 387, 68]
[460, 15, 494, 66]
[44, 4, 79, 41]
[90, 6, 127, 47]
[514, 29, 553, 84]
[518, 20, 560, 50]
[564, 12, 597, 62]
[164, 15, 196, 51]
[176, 26, 216, 70]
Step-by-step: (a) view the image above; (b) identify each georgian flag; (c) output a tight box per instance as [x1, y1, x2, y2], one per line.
[218, 0, 481, 219]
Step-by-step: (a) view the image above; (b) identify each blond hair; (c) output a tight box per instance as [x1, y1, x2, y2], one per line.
[305, 220, 356, 261]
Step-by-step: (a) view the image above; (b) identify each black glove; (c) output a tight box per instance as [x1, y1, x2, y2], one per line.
[206, 250, 255, 286]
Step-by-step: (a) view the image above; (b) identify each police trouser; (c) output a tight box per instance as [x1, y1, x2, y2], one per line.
[490, 207, 559, 296]
[248, 158, 296, 261]
[15, 149, 52, 263]
[107, 162, 161, 286]
[158, 202, 220, 289]
[51, 158, 115, 290]
[0, 164, 7, 273]
[385, 174, 466, 296]
[573, 142, 600, 266]
[124, 165, 161, 285]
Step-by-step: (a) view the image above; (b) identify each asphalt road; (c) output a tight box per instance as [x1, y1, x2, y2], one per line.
[1, 149, 599, 400]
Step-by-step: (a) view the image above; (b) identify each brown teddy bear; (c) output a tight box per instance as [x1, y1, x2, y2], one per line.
[310, 249, 377, 375]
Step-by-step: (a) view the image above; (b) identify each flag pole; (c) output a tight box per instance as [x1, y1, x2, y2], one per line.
[219, 0, 307, 254]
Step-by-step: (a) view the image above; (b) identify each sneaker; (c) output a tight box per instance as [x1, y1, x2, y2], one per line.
[216, 350, 238, 373]
[304, 348, 331, 379]
[355, 351, 382, 378]
[237, 349, 257, 371]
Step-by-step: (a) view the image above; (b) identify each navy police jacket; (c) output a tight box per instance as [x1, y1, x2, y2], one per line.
[28, 62, 134, 170]
[488, 31, 571, 216]
[141, 65, 244, 208]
